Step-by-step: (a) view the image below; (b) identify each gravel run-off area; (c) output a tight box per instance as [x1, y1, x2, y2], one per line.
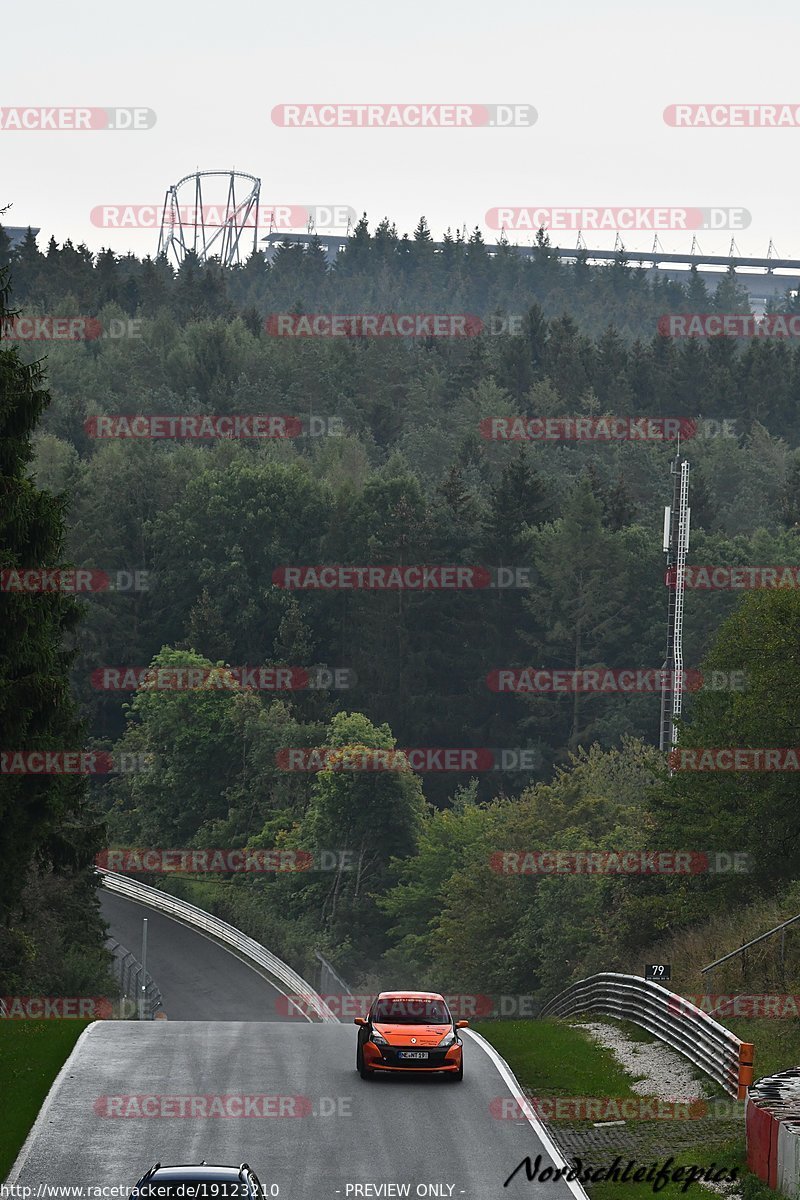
[565, 1019, 743, 1197]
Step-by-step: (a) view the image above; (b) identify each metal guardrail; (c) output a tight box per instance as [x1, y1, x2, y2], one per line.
[315, 950, 352, 997]
[540, 972, 753, 1099]
[98, 869, 339, 1023]
[106, 938, 163, 1019]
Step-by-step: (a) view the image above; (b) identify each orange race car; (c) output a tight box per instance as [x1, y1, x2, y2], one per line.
[354, 990, 469, 1081]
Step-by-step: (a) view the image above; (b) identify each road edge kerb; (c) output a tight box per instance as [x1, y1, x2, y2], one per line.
[464, 1028, 591, 1199]
[4, 1021, 101, 1185]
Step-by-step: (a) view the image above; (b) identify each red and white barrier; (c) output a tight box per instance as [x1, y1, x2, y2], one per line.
[747, 1071, 800, 1194]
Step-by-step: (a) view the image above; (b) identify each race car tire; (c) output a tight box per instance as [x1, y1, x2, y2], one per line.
[357, 1044, 374, 1079]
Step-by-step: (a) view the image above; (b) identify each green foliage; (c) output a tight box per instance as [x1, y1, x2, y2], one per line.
[5, 223, 800, 1001]
[0, 266, 105, 990]
[0, 1019, 93, 1179]
[654, 587, 800, 893]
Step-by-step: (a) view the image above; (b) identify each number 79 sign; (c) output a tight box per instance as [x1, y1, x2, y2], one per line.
[645, 964, 671, 981]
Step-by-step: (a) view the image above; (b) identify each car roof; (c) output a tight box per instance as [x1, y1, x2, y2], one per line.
[376, 991, 445, 1000]
[147, 1168, 247, 1179]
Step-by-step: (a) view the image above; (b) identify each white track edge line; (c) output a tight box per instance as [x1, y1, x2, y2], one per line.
[465, 1028, 590, 1200]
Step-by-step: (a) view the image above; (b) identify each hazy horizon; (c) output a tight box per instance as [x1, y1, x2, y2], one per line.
[2, 0, 798, 262]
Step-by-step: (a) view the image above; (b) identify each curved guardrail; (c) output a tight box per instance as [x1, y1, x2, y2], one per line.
[540, 972, 753, 1098]
[98, 869, 339, 1023]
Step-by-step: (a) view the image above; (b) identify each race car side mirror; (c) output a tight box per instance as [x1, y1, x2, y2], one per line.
[456, 1020, 469, 1028]
[354, 1017, 367, 1026]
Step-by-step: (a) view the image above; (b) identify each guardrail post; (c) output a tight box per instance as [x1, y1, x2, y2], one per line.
[738, 1043, 755, 1099]
[132, 965, 143, 1018]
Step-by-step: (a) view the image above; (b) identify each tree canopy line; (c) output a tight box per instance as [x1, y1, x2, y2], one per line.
[1, 218, 799, 999]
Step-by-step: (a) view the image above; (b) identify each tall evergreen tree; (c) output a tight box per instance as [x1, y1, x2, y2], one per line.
[0, 224, 12, 271]
[0, 268, 104, 982]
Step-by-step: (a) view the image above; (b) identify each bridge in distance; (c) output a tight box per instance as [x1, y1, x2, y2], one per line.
[263, 232, 800, 304]
[7, 223, 796, 304]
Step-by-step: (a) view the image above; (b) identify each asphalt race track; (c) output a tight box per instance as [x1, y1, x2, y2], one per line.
[9, 893, 583, 1197]
[8, 1022, 581, 1198]
[99, 891, 297, 1022]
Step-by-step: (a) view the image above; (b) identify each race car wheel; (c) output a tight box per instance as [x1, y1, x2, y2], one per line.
[357, 1044, 373, 1079]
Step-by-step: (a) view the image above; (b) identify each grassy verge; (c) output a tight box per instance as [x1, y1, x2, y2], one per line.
[472, 1018, 749, 1198]
[0, 1020, 92, 1181]
[587, 1142, 746, 1200]
[723, 1017, 800, 1081]
[472, 1018, 641, 1098]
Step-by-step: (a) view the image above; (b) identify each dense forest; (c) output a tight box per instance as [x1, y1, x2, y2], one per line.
[2, 219, 800, 1001]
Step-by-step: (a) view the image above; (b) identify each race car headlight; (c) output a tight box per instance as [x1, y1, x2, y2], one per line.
[370, 1029, 389, 1045]
[438, 1029, 457, 1047]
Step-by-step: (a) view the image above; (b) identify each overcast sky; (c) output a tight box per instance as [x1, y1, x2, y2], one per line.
[2, 0, 797, 263]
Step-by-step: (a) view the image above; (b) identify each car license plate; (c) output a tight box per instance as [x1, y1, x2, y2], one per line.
[400, 1051, 428, 1059]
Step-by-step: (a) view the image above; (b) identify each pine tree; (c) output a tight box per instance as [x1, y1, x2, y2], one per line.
[95, 247, 119, 306]
[0, 225, 12, 271]
[711, 266, 751, 314]
[373, 217, 399, 264]
[685, 265, 710, 311]
[341, 212, 371, 274]
[138, 254, 173, 313]
[481, 447, 549, 560]
[411, 215, 434, 269]
[9, 228, 43, 301]
[0, 268, 104, 950]
[413, 215, 433, 244]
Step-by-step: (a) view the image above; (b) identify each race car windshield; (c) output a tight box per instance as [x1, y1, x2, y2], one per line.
[372, 999, 451, 1024]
